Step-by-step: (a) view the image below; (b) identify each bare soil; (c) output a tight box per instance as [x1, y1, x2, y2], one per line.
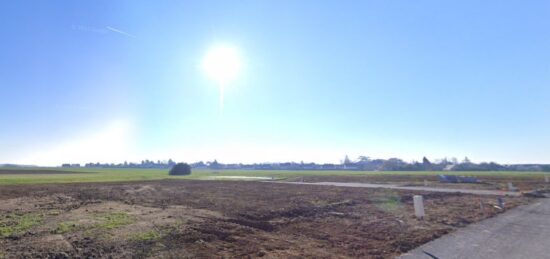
[0, 180, 534, 258]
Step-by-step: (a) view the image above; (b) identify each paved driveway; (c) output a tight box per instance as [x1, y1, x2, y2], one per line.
[399, 198, 550, 259]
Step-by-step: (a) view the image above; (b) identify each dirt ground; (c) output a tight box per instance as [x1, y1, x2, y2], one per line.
[292, 174, 550, 192]
[0, 180, 535, 258]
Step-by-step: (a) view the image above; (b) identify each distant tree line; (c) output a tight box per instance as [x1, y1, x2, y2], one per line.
[61, 156, 550, 172]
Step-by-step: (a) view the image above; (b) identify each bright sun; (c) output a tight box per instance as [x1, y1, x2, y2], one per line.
[202, 45, 242, 84]
[202, 44, 243, 113]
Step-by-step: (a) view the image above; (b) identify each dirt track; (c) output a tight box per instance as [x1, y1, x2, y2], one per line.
[0, 180, 533, 258]
[292, 174, 549, 192]
[278, 181, 522, 196]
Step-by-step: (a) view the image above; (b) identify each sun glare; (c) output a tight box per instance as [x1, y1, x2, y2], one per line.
[202, 45, 242, 84]
[202, 44, 243, 113]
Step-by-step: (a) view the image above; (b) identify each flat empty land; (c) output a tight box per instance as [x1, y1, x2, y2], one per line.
[0, 180, 533, 258]
[0, 169, 89, 175]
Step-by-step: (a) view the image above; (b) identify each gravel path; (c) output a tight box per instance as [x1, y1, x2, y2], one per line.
[278, 181, 521, 196]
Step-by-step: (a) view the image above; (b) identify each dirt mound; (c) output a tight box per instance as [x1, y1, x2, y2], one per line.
[123, 185, 156, 196]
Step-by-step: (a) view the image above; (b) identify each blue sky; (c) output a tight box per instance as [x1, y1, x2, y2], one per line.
[1, 1, 549, 166]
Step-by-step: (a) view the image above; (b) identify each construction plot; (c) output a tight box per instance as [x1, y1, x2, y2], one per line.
[0, 180, 535, 258]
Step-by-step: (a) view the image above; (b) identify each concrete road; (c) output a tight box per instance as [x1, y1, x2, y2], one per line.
[399, 198, 550, 259]
[279, 181, 521, 196]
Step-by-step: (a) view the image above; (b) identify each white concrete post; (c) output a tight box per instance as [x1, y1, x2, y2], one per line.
[424, 180, 428, 186]
[507, 182, 517, 191]
[413, 195, 425, 219]
[545, 174, 549, 183]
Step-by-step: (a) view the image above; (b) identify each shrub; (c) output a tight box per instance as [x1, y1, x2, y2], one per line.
[169, 163, 191, 176]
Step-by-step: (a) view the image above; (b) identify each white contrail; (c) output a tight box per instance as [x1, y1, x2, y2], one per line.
[106, 26, 136, 38]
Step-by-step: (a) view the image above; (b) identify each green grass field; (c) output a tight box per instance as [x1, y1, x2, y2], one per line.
[0, 167, 547, 185]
